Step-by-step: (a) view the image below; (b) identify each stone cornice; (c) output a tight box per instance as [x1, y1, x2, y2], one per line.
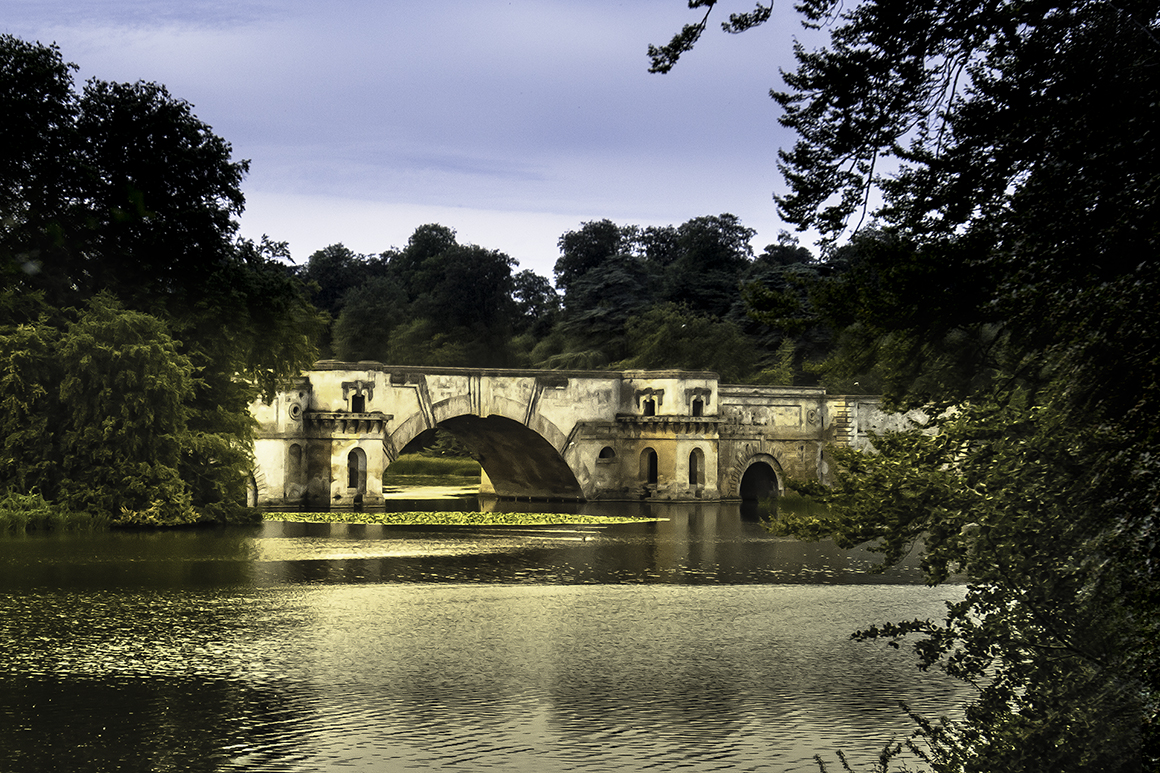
[303, 411, 392, 436]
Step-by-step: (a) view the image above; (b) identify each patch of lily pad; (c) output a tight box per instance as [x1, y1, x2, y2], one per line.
[264, 511, 658, 526]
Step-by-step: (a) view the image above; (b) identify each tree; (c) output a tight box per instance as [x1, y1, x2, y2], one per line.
[332, 275, 408, 362]
[511, 269, 560, 337]
[653, 2, 1160, 770]
[558, 258, 653, 363]
[56, 294, 197, 524]
[299, 243, 380, 320]
[659, 213, 754, 319]
[0, 37, 77, 297]
[0, 35, 323, 521]
[548, 215, 768, 368]
[408, 240, 517, 366]
[0, 294, 200, 524]
[554, 219, 640, 296]
[0, 296, 60, 497]
[617, 302, 759, 383]
[736, 236, 831, 385]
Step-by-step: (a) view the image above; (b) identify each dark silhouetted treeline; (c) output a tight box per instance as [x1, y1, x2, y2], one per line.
[300, 215, 855, 386]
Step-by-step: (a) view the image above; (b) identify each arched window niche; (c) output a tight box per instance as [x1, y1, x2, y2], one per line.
[640, 448, 659, 486]
[351, 393, 366, 413]
[688, 448, 705, 487]
[347, 447, 368, 494]
[691, 397, 704, 417]
[598, 446, 617, 464]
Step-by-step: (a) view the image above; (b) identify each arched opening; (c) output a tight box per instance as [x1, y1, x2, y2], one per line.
[351, 393, 366, 413]
[347, 447, 367, 493]
[643, 398, 656, 416]
[598, 446, 616, 460]
[739, 461, 779, 502]
[640, 448, 659, 485]
[432, 414, 584, 500]
[691, 397, 704, 417]
[689, 448, 704, 486]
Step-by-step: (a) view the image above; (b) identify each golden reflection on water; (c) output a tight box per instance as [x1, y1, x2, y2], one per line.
[252, 537, 515, 562]
[251, 521, 605, 563]
[0, 505, 970, 773]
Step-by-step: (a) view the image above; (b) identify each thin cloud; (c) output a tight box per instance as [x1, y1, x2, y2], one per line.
[6, 0, 815, 275]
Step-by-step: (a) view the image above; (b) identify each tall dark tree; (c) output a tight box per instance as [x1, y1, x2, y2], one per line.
[332, 276, 408, 362]
[390, 223, 459, 298]
[617, 302, 758, 382]
[511, 269, 560, 337]
[558, 258, 653, 363]
[0, 37, 78, 296]
[553, 219, 640, 296]
[299, 243, 380, 320]
[660, 213, 754, 318]
[653, 1, 1160, 770]
[735, 233, 830, 384]
[0, 35, 323, 522]
[347, 224, 521, 367]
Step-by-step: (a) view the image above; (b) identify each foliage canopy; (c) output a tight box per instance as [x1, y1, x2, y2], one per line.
[1, 34, 323, 523]
[654, 0, 1160, 769]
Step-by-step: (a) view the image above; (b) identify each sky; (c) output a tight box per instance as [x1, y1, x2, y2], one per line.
[6, 0, 822, 280]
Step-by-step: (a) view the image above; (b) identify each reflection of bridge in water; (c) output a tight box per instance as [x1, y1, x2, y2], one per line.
[250, 362, 900, 508]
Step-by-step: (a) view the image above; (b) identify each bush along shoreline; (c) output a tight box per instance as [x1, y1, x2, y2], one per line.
[0, 491, 110, 532]
[382, 454, 482, 478]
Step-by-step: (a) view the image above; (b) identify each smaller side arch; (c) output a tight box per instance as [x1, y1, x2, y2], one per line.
[728, 452, 786, 501]
[249, 467, 267, 506]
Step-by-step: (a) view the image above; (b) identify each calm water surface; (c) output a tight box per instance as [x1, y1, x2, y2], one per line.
[0, 500, 968, 773]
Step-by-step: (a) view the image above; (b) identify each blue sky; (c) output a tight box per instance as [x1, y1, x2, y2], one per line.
[7, 1, 818, 279]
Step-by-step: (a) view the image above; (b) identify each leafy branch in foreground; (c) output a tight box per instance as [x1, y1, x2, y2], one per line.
[655, 1, 1158, 768]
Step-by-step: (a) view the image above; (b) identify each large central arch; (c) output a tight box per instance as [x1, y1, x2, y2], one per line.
[436, 414, 583, 500]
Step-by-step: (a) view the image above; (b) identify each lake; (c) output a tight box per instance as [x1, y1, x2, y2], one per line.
[0, 498, 968, 772]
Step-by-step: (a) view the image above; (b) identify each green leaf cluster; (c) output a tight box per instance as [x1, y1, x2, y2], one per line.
[320, 228, 520, 367]
[1, 35, 324, 524]
[1, 294, 198, 523]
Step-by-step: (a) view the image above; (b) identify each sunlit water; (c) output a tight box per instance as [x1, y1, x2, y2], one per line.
[0, 500, 969, 773]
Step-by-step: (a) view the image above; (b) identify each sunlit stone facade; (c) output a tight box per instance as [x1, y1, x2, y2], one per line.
[250, 362, 895, 508]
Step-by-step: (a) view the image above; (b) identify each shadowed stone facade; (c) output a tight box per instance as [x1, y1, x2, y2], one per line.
[250, 361, 902, 508]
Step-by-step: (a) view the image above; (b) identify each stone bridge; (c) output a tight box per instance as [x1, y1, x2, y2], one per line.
[250, 361, 900, 508]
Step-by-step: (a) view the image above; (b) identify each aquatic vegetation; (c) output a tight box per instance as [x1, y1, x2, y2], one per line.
[266, 510, 655, 527]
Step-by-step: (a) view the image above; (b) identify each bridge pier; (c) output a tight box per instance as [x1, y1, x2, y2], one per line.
[249, 362, 898, 509]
